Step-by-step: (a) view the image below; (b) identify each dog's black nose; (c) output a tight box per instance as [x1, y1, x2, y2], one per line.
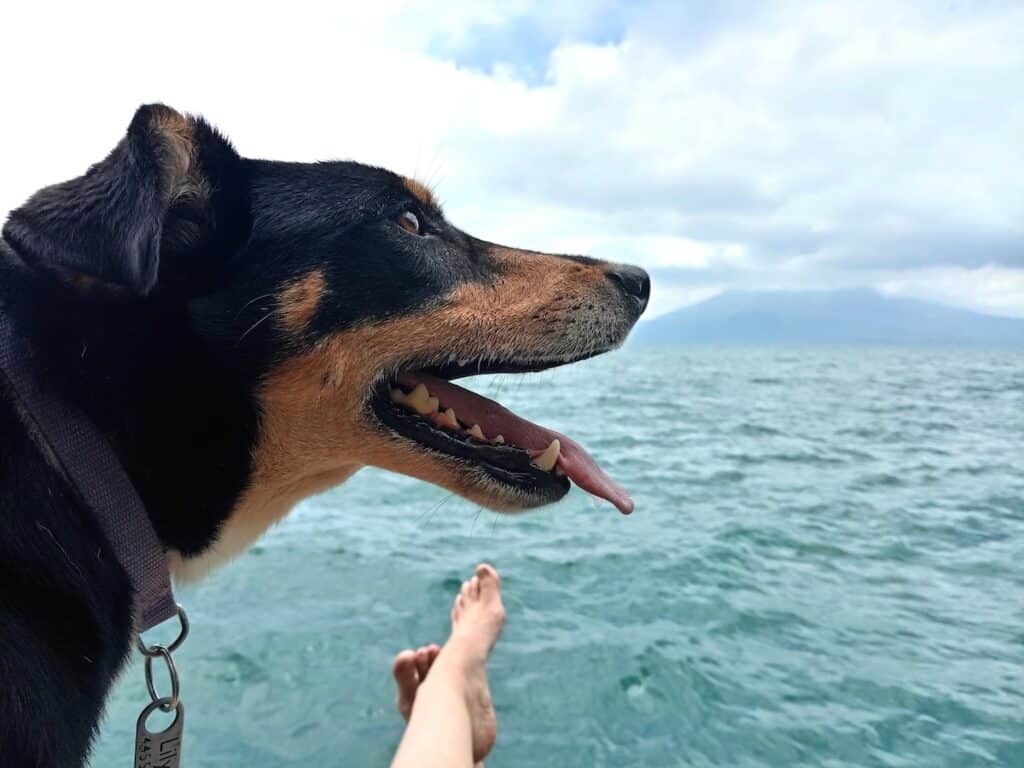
[607, 265, 651, 314]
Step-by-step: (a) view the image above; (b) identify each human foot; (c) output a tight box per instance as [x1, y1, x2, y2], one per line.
[392, 643, 441, 721]
[392, 643, 488, 768]
[391, 564, 504, 764]
[444, 563, 504, 763]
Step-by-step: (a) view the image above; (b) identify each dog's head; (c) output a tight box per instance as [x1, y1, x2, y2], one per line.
[4, 105, 648, 568]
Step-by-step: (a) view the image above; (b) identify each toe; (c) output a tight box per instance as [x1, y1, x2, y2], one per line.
[392, 650, 419, 716]
[392, 649, 417, 685]
[476, 563, 500, 587]
[423, 645, 441, 675]
[414, 646, 433, 681]
[475, 565, 502, 602]
[469, 576, 481, 599]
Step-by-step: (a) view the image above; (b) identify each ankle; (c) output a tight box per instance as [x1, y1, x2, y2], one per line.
[439, 634, 488, 674]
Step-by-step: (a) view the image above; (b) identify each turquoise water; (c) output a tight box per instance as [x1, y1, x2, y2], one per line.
[92, 347, 1024, 767]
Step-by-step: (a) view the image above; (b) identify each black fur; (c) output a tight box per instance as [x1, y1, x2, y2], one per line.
[0, 389, 133, 766]
[0, 103, 646, 766]
[0, 104, 489, 767]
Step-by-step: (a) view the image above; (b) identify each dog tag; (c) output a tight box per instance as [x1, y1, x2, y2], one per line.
[135, 698, 184, 768]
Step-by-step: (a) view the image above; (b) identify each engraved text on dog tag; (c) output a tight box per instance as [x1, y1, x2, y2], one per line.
[135, 698, 184, 768]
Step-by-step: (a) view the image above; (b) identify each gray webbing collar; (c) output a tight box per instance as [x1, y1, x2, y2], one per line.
[0, 299, 177, 632]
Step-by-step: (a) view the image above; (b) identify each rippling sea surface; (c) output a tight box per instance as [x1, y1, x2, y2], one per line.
[92, 346, 1024, 767]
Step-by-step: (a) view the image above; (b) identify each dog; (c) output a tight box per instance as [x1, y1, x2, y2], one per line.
[0, 104, 649, 765]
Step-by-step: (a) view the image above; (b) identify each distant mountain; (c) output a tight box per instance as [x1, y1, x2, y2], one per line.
[634, 289, 1024, 346]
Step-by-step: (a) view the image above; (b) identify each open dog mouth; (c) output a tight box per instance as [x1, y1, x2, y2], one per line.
[369, 358, 634, 514]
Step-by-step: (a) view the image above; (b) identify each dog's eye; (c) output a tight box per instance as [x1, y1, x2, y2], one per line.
[397, 210, 421, 235]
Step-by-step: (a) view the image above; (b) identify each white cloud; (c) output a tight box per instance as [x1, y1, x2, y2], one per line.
[1, 0, 1020, 317]
[879, 265, 1024, 319]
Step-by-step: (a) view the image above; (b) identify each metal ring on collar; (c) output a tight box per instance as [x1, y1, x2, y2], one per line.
[144, 646, 180, 711]
[137, 696, 184, 736]
[137, 604, 189, 657]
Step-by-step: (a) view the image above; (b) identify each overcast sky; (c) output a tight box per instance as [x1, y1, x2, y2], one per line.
[2, 1, 1021, 318]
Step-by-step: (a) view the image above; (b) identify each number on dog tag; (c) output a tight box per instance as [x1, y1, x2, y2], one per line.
[135, 698, 184, 768]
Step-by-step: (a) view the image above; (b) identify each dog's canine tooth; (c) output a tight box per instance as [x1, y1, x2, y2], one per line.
[493, 434, 505, 444]
[532, 439, 560, 472]
[441, 408, 459, 428]
[424, 396, 440, 414]
[468, 424, 485, 440]
[389, 388, 406, 404]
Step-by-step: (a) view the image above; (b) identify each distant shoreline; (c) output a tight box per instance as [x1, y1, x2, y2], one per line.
[635, 289, 1024, 347]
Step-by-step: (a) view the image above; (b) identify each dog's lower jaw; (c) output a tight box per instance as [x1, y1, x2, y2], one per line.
[168, 463, 362, 583]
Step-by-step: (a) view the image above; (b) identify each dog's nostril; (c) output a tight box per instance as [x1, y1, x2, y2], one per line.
[607, 266, 651, 313]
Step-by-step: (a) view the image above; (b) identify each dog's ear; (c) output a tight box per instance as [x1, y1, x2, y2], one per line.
[3, 104, 246, 296]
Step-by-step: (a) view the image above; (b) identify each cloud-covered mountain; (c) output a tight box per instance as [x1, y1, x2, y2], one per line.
[635, 289, 1024, 346]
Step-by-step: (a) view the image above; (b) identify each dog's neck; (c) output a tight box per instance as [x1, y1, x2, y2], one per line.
[0, 259, 259, 558]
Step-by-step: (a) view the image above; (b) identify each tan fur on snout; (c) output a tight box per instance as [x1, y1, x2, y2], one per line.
[171, 248, 626, 580]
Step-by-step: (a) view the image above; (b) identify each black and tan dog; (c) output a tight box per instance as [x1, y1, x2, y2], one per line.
[0, 104, 648, 765]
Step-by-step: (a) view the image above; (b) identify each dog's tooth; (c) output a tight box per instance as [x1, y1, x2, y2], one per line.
[405, 382, 429, 404]
[389, 388, 406, 404]
[532, 439, 560, 472]
[406, 383, 435, 415]
[442, 408, 459, 428]
[468, 424, 485, 440]
[493, 435, 505, 444]
[425, 396, 440, 414]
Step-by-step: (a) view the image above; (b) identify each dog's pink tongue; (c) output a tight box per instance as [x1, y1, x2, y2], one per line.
[552, 433, 635, 515]
[397, 373, 634, 515]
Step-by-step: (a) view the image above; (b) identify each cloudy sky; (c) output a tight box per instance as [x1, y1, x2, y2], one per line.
[2, 1, 1021, 318]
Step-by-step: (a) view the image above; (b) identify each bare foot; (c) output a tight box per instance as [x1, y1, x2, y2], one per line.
[445, 563, 504, 763]
[392, 643, 441, 721]
[391, 564, 504, 765]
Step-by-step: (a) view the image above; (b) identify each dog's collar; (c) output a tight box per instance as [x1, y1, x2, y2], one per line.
[0, 302, 177, 632]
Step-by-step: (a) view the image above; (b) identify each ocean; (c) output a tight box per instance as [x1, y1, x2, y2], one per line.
[91, 346, 1024, 767]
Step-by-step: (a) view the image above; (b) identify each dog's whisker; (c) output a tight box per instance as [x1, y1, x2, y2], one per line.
[469, 506, 484, 537]
[491, 376, 507, 401]
[424, 156, 447, 199]
[432, 170, 449, 196]
[236, 310, 274, 345]
[417, 492, 455, 526]
[234, 293, 276, 320]
[412, 139, 423, 184]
